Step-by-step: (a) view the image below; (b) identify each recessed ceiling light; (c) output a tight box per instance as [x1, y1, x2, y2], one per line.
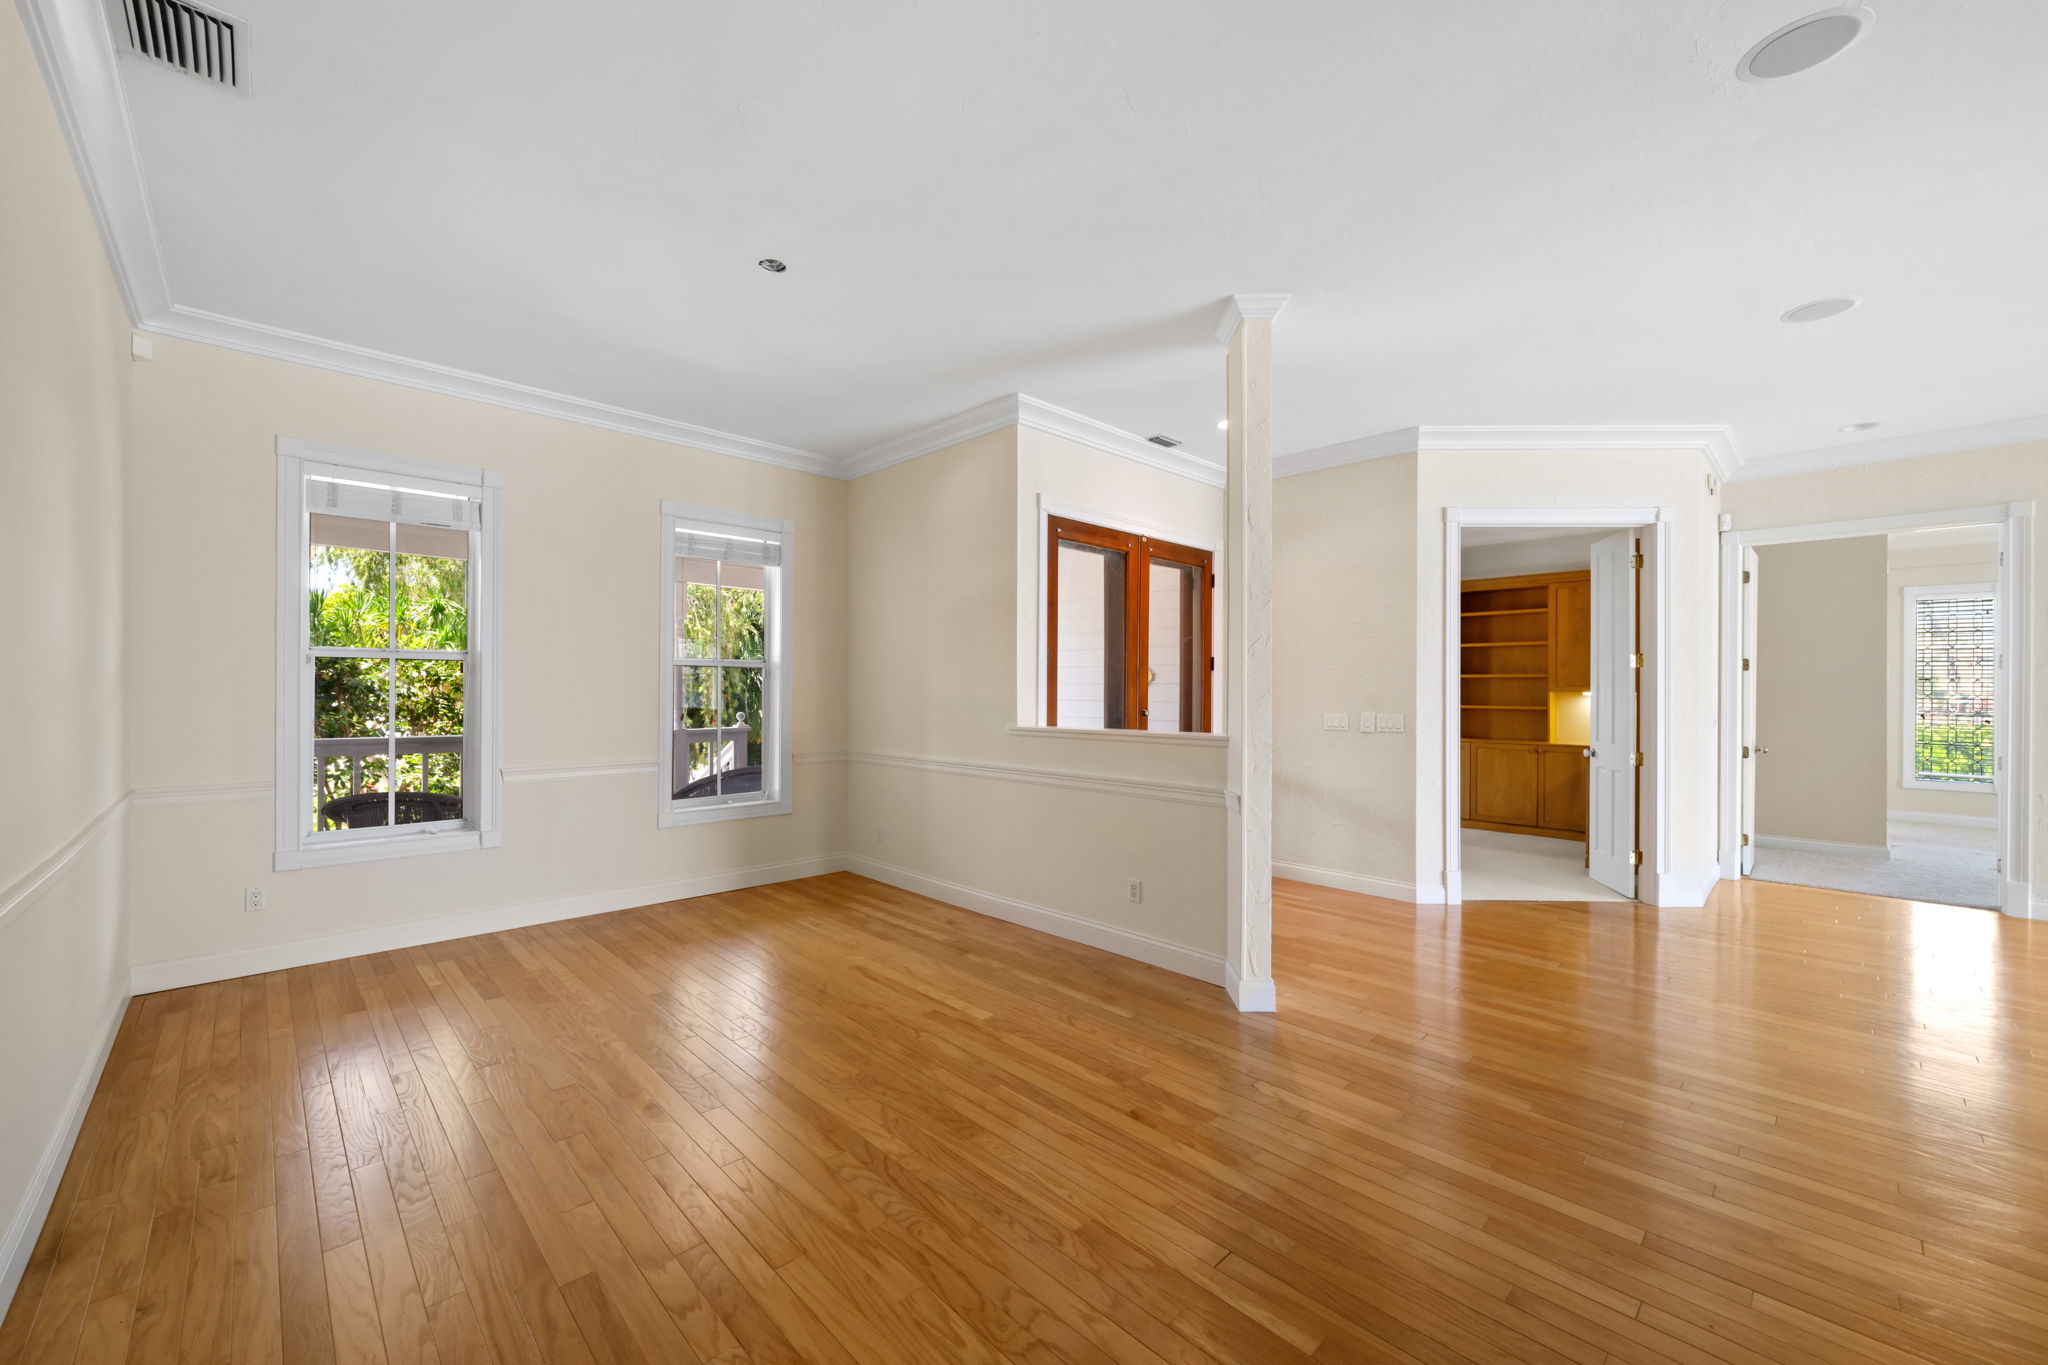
[1738, 7, 1874, 82]
[1781, 296, 1859, 323]
[1839, 421, 1881, 433]
[757, 258, 787, 273]
[1216, 419, 1229, 431]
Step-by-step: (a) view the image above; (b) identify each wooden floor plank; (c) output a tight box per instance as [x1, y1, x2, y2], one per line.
[11, 873, 2048, 1364]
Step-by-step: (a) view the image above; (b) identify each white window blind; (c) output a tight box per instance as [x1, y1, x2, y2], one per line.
[1911, 591, 1995, 785]
[309, 476, 481, 529]
[674, 527, 783, 567]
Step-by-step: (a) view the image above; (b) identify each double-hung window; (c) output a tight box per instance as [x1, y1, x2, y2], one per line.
[1904, 584, 1996, 789]
[275, 440, 502, 869]
[1045, 515, 1214, 731]
[660, 503, 793, 825]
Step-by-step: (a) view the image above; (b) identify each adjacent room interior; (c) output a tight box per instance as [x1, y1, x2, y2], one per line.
[8, 3, 2048, 1363]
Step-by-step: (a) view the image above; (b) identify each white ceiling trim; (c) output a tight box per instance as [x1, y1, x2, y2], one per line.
[836, 394, 1023, 479]
[18, 0, 172, 321]
[1275, 428, 1421, 479]
[1214, 293, 1291, 343]
[1017, 396, 1226, 488]
[840, 394, 1228, 487]
[1417, 425, 1742, 481]
[145, 305, 838, 475]
[1728, 413, 2048, 483]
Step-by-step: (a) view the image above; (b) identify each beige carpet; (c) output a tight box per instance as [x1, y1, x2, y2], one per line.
[1748, 819, 1999, 910]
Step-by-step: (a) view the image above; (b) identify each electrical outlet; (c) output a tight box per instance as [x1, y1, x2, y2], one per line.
[1359, 712, 1379, 733]
[1127, 878, 1143, 903]
[1375, 713, 1405, 733]
[243, 886, 265, 913]
[1321, 712, 1349, 732]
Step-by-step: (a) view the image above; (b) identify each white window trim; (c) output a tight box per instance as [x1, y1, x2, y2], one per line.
[273, 438, 504, 871]
[1031, 494, 1223, 732]
[659, 501, 794, 828]
[1900, 581, 1998, 793]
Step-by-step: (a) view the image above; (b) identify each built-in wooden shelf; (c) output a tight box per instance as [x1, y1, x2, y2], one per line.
[1460, 639, 1549, 648]
[1463, 672, 1545, 678]
[1465, 705, 1547, 711]
[1459, 567, 1593, 828]
[1460, 608, 1546, 617]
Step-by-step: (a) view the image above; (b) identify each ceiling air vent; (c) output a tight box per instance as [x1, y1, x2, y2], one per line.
[118, 0, 245, 91]
[1146, 434, 1182, 448]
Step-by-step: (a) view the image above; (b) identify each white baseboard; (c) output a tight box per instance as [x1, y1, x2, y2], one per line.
[1273, 860, 1424, 902]
[840, 854, 1225, 985]
[1754, 835, 1892, 859]
[1644, 869, 1721, 908]
[1224, 964, 1276, 1012]
[2008, 882, 2042, 920]
[1888, 811, 1998, 830]
[130, 855, 844, 994]
[0, 988, 130, 1312]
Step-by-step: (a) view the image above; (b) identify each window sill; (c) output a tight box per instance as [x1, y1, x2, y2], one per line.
[659, 797, 792, 828]
[1902, 777, 1998, 794]
[1009, 726, 1227, 748]
[276, 827, 488, 871]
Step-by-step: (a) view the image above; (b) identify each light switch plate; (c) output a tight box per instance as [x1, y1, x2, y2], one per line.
[1322, 712, 1349, 732]
[1359, 712, 1378, 733]
[1375, 713, 1405, 733]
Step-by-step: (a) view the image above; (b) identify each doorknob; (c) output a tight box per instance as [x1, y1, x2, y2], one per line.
[1754, 745, 1770, 754]
[1582, 748, 1593, 758]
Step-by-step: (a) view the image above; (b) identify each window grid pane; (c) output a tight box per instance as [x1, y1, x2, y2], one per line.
[672, 539, 774, 806]
[1913, 593, 1995, 785]
[306, 478, 476, 837]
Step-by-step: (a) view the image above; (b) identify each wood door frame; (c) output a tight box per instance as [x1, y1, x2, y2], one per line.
[1048, 511, 1204, 736]
[1440, 507, 1671, 905]
[1717, 501, 2036, 917]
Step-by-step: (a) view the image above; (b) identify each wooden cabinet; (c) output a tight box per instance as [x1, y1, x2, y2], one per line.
[1549, 578, 1592, 693]
[1462, 740, 1586, 840]
[1460, 568, 1592, 841]
[1467, 743, 1541, 828]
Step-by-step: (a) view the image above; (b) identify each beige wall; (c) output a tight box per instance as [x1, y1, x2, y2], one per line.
[1752, 537, 1889, 847]
[1723, 442, 2044, 901]
[1416, 451, 1724, 901]
[0, 4, 134, 1298]
[845, 429, 1228, 968]
[123, 337, 849, 974]
[1888, 536, 2001, 821]
[1273, 454, 1418, 893]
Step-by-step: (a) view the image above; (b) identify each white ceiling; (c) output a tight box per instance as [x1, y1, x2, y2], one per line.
[84, 0, 2048, 472]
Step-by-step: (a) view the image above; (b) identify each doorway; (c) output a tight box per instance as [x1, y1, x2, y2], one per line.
[1442, 509, 1668, 904]
[1720, 505, 2034, 916]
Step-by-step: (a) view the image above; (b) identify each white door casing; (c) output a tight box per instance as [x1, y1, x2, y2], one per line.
[1588, 530, 1640, 898]
[1739, 546, 1759, 876]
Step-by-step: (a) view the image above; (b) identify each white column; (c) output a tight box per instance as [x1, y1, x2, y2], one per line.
[1218, 293, 1286, 1012]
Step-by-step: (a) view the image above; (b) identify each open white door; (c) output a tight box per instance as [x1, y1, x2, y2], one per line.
[1738, 546, 1760, 875]
[1588, 531, 1640, 897]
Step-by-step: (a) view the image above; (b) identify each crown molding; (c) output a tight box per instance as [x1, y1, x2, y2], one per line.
[1275, 427, 1420, 479]
[1213, 293, 1292, 344]
[1417, 425, 1742, 481]
[143, 306, 839, 476]
[839, 394, 1228, 488]
[1729, 413, 2048, 483]
[836, 394, 1023, 479]
[1016, 395, 1226, 487]
[18, 0, 171, 322]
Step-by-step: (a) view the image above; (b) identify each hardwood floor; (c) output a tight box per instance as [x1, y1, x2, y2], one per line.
[7, 872, 2048, 1364]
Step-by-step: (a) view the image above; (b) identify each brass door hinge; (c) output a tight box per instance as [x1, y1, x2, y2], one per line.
[1630, 553, 1644, 569]
[1630, 752, 1643, 766]
[1742, 569, 1751, 584]
[1628, 850, 1642, 866]
[1740, 833, 1750, 847]
[1628, 652, 1645, 668]
[1742, 657, 1750, 671]
[1741, 744, 1751, 758]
